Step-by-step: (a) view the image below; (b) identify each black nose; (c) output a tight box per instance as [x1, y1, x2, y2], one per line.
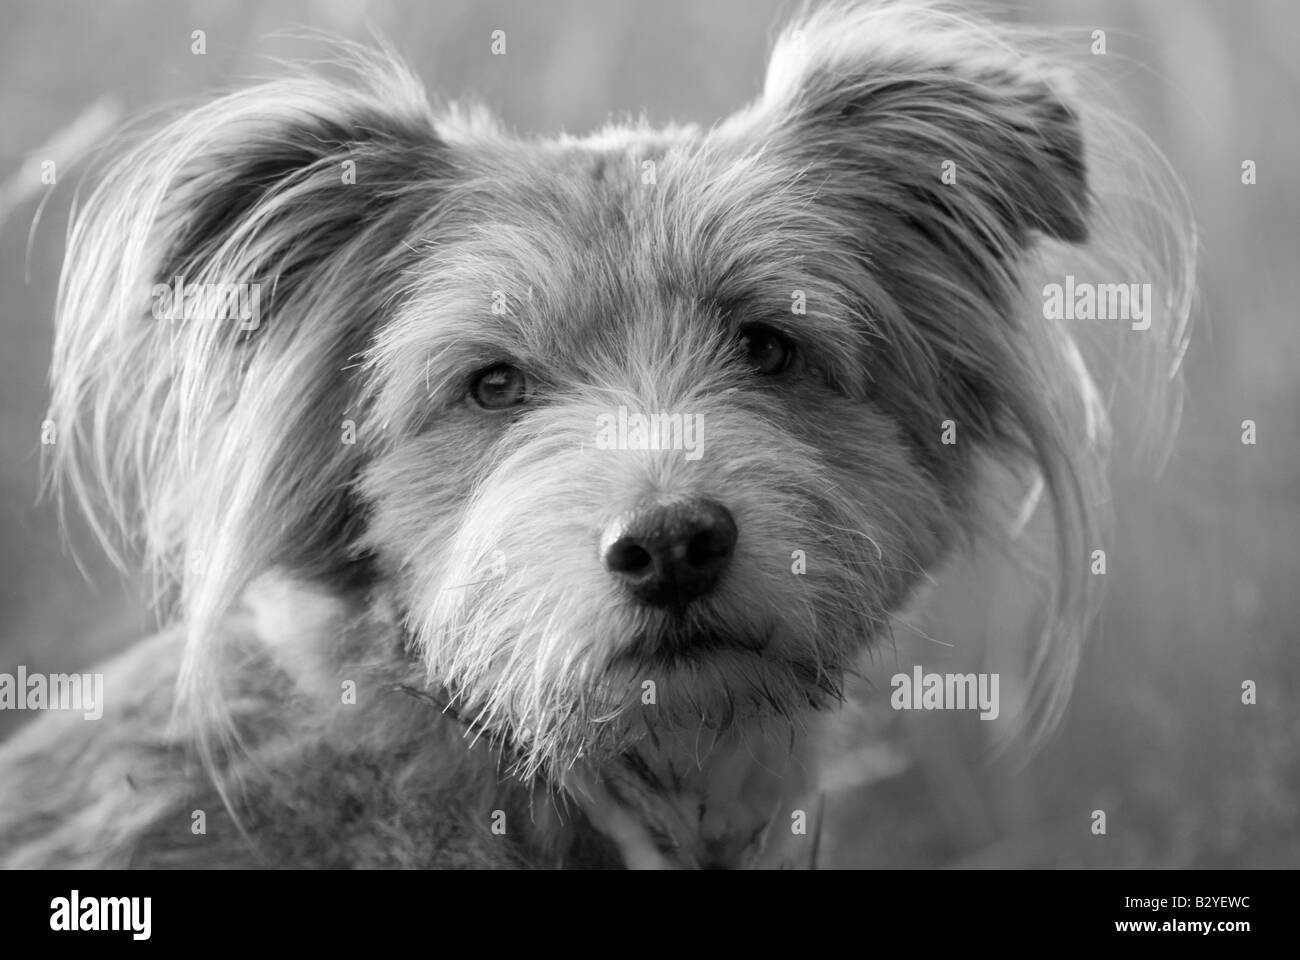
[601, 499, 737, 607]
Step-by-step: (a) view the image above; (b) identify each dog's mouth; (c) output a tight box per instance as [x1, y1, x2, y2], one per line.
[608, 627, 829, 691]
[599, 626, 835, 732]
[609, 628, 770, 670]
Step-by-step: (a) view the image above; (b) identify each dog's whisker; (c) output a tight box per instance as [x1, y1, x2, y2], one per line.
[885, 613, 952, 649]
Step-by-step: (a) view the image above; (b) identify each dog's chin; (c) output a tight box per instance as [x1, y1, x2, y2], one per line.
[596, 629, 834, 728]
[528, 645, 828, 774]
[431, 623, 841, 775]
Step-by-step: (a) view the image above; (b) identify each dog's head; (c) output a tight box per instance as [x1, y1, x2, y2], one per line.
[48, 2, 1191, 777]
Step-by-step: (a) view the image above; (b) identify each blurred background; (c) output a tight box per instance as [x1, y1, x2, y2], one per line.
[1, 0, 1296, 867]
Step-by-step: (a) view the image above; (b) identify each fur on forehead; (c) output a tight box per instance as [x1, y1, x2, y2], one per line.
[365, 139, 880, 431]
[369, 0, 1090, 437]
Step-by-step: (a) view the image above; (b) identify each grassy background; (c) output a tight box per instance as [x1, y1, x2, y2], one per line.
[1, 0, 1297, 867]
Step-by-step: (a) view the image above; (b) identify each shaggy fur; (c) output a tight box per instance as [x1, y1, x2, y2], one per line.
[0, 0, 1193, 868]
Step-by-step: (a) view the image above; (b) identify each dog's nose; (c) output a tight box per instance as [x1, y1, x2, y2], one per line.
[601, 499, 737, 606]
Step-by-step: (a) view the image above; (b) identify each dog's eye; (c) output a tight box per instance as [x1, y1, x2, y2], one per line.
[737, 325, 794, 375]
[471, 363, 527, 409]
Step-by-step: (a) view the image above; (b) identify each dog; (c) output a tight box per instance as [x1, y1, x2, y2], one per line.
[0, 0, 1193, 868]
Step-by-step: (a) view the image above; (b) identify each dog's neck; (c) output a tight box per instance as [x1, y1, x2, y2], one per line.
[560, 726, 820, 869]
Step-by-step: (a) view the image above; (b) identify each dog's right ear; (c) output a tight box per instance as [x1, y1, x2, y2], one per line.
[48, 56, 456, 723]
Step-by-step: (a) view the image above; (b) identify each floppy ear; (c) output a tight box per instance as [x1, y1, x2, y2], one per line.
[739, 5, 1099, 467]
[48, 57, 454, 717]
[728, 4, 1108, 738]
[759, 5, 1089, 253]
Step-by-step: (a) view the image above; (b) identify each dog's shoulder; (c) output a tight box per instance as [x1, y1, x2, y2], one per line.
[0, 601, 548, 868]
[0, 627, 197, 867]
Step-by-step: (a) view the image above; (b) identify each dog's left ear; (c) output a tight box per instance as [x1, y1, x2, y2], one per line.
[721, 5, 1108, 740]
[747, 5, 1089, 252]
[722, 7, 1098, 466]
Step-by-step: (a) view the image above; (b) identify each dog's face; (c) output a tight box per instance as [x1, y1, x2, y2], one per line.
[51, 4, 1107, 776]
[359, 137, 958, 772]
